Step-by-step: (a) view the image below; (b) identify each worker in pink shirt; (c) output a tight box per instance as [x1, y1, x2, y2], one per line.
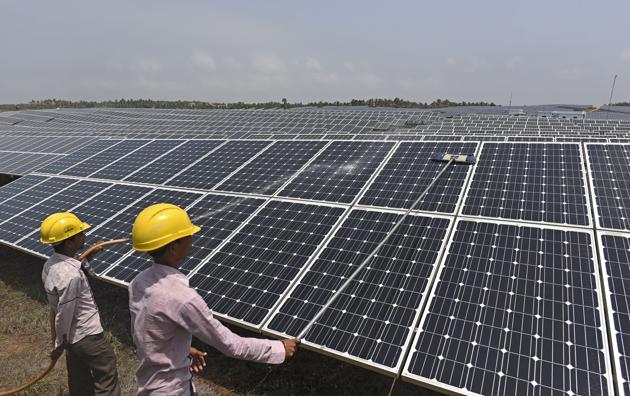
[128, 203, 298, 395]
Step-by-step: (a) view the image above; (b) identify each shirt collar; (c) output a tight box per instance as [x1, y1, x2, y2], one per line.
[151, 263, 188, 286]
[51, 252, 82, 269]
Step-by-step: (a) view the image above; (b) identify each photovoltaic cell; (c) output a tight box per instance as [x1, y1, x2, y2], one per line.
[91, 140, 185, 181]
[462, 143, 590, 226]
[61, 139, 149, 177]
[166, 140, 271, 190]
[278, 141, 395, 204]
[90, 188, 202, 278]
[124, 140, 224, 184]
[0, 177, 77, 240]
[14, 180, 114, 256]
[0, 152, 64, 175]
[404, 220, 611, 396]
[215, 141, 327, 195]
[359, 142, 477, 213]
[188, 201, 345, 326]
[105, 194, 266, 282]
[598, 233, 630, 396]
[265, 210, 450, 371]
[0, 175, 47, 204]
[37, 139, 122, 174]
[3, 180, 110, 246]
[586, 144, 630, 231]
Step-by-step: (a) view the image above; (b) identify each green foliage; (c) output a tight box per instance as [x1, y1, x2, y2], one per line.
[0, 97, 495, 111]
[614, 102, 630, 106]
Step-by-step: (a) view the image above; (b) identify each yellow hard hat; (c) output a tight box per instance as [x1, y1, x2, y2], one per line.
[40, 212, 91, 245]
[132, 203, 201, 252]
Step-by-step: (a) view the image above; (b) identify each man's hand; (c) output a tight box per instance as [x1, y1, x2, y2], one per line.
[282, 339, 299, 359]
[50, 344, 64, 361]
[189, 347, 207, 373]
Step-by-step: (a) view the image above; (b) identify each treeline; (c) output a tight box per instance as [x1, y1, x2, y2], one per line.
[0, 97, 495, 111]
[614, 102, 630, 106]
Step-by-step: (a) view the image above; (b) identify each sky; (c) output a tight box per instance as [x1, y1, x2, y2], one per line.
[1, 0, 629, 105]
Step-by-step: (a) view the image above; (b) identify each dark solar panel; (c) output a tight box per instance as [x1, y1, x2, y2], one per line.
[0, 178, 77, 239]
[598, 233, 630, 396]
[277, 141, 395, 203]
[215, 141, 327, 195]
[37, 139, 122, 174]
[188, 201, 345, 326]
[104, 194, 266, 282]
[0, 175, 47, 204]
[586, 144, 630, 231]
[359, 142, 477, 213]
[265, 210, 451, 372]
[61, 139, 149, 177]
[124, 140, 224, 184]
[462, 143, 590, 226]
[91, 140, 185, 181]
[3, 180, 110, 247]
[166, 140, 271, 190]
[404, 220, 612, 395]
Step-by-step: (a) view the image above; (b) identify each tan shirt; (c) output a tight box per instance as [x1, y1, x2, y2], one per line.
[42, 252, 103, 349]
[129, 263, 285, 396]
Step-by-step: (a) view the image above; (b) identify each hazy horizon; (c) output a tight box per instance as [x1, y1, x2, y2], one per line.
[1, 0, 628, 106]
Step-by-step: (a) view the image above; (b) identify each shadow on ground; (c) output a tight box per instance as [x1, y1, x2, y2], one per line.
[0, 245, 440, 395]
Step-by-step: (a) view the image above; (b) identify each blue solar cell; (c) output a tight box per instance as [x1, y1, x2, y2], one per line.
[586, 144, 630, 231]
[266, 209, 451, 371]
[405, 220, 612, 396]
[188, 201, 345, 326]
[462, 143, 590, 225]
[359, 142, 477, 213]
[61, 139, 149, 177]
[278, 141, 395, 203]
[166, 140, 271, 190]
[215, 141, 327, 195]
[37, 140, 122, 174]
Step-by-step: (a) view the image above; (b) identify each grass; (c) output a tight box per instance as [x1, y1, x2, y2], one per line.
[0, 245, 440, 395]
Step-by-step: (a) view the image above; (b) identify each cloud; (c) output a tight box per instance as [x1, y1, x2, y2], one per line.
[305, 57, 323, 72]
[191, 50, 216, 72]
[558, 67, 583, 80]
[252, 54, 288, 74]
[621, 48, 630, 62]
[131, 58, 163, 73]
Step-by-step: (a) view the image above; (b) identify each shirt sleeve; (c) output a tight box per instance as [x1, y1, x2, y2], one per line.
[54, 276, 81, 349]
[177, 292, 285, 364]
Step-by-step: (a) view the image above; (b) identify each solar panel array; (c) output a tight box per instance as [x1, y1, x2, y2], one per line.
[1, 107, 630, 396]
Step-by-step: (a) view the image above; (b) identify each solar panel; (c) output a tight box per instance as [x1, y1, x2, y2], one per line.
[586, 144, 630, 231]
[403, 219, 612, 396]
[0, 175, 47, 204]
[188, 200, 346, 327]
[277, 141, 395, 204]
[264, 209, 451, 372]
[215, 140, 328, 195]
[124, 140, 224, 184]
[61, 139, 149, 177]
[598, 232, 630, 396]
[0, 178, 77, 240]
[36, 139, 122, 174]
[86, 188, 202, 276]
[103, 193, 266, 283]
[2, 180, 110, 248]
[461, 143, 591, 226]
[0, 152, 64, 175]
[358, 142, 478, 213]
[166, 140, 271, 190]
[90, 140, 185, 181]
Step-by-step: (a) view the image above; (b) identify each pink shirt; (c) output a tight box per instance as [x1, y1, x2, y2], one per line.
[42, 253, 103, 349]
[129, 263, 285, 396]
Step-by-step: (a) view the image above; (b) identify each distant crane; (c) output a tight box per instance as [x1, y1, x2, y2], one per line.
[606, 74, 618, 120]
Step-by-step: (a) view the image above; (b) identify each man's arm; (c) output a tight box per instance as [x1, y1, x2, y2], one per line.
[177, 293, 293, 364]
[53, 277, 81, 350]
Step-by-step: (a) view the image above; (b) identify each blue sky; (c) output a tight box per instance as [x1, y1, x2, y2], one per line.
[1, 0, 628, 105]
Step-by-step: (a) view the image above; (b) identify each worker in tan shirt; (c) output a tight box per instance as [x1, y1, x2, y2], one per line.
[128, 203, 298, 395]
[41, 212, 121, 395]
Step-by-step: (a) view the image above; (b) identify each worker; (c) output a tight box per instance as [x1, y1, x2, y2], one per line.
[128, 203, 298, 395]
[40, 212, 121, 396]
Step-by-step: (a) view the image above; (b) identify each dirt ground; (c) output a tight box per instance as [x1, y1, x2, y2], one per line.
[0, 245, 441, 395]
